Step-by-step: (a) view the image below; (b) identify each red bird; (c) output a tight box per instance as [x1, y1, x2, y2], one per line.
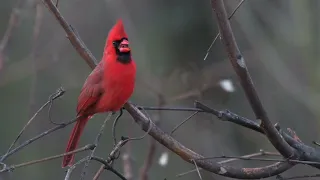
[62, 19, 136, 167]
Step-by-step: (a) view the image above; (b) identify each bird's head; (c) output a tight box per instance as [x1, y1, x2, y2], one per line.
[105, 19, 132, 64]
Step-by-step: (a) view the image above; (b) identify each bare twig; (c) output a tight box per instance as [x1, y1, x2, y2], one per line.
[204, 0, 246, 61]
[0, 115, 78, 162]
[93, 138, 129, 180]
[64, 157, 88, 180]
[136, 106, 205, 112]
[170, 111, 199, 135]
[112, 109, 123, 146]
[55, 0, 59, 7]
[192, 159, 203, 180]
[79, 113, 113, 180]
[197, 156, 320, 166]
[194, 101, 264, 133]
[0, 144, 94, 173]
[0, 87, 65, 162]
[91, 156, 127, 180]
[94, 120, 153, 180]
[218, 151, 280, 164]
[176, 150, 280, 177]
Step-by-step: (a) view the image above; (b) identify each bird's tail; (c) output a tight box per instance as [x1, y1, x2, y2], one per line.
[62, 116, 90, 168]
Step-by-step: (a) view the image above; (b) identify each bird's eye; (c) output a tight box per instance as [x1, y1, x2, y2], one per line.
[113, 41, 117, 47]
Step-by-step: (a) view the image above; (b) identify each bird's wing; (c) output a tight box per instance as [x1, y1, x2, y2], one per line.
[76, 61, 105, 114]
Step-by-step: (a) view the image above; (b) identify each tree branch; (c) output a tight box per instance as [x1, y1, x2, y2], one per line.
[210, 0, 296, 158]
[0, 144, 94, 173]
[41, 0, 98, 69]
[0, 88, 65, 162]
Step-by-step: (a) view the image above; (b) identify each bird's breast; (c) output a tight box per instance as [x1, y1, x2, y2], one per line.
[98, 61, 136, 112]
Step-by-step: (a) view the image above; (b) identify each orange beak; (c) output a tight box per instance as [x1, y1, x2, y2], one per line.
[119, 39, 130, 53]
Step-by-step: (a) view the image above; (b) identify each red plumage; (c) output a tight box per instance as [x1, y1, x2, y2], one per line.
[62, 19, 136, 167]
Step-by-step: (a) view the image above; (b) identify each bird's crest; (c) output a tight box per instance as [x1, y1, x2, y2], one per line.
[105, 19, 129, 52]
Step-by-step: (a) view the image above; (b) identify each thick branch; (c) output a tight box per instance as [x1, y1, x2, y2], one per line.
[210, 0, 296, 158]
[125, 103, 293, 179]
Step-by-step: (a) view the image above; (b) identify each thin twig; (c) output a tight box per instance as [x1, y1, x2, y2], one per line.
[192, 159, 203, 180]
[0, 115, 78, 162]
[196, 156, 320, 166]
[203, 0, 246, 60]
[0, 144, 94, 173]
[136, 106, 204, 112]
[0, 88, 65, 162]
[91, 156, 127, 180]
[79, 113, 113, 180]
[93, 138, 129, 180]
[195, 101, 264, 133]
[94, 119, 153, 180]
[55, 0, 59, 7]
[112, 110, 123, 146]
[64, 157, 88, 180]
[176, 150, 280, 177]
[170, 111, 199, 135]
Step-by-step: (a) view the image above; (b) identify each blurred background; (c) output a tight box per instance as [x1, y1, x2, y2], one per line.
[0, 0, 320, 179]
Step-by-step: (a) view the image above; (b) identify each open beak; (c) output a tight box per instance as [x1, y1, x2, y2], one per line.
[119, 39, 130, 53]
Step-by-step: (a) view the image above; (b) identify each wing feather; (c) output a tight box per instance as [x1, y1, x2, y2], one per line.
[76, 61, 104, 114]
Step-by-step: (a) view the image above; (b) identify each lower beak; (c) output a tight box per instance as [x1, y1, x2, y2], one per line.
[119, 47, 131, 53]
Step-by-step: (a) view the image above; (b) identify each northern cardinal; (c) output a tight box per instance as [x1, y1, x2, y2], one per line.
[62, 19, 136, 167]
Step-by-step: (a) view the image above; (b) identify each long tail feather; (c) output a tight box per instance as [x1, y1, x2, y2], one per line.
[62, 116, 90, 167]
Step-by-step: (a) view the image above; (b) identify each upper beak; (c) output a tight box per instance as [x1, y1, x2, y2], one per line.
[119, 39, 130, 53]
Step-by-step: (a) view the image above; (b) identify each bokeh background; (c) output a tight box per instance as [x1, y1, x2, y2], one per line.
[0, 0, 320, 179]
